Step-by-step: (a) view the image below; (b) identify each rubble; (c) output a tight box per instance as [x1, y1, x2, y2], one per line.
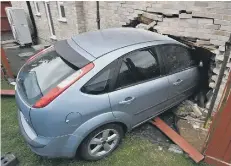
[174, 100, 208, 130]
[168, 144, 183, 154]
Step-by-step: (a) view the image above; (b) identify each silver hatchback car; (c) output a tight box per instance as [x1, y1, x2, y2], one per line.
[16, 28, 199, 160]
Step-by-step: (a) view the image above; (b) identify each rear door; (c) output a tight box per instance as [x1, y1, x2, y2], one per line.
[155, 44, 199, 104]
[108, 47, 170, 127]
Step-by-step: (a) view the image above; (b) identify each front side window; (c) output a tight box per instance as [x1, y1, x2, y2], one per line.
[156, 45, 196, 74]
[116, 48, 161, 89]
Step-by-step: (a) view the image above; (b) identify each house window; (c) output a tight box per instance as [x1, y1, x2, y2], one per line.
[57, 1, 67, 22]
[34, 1, 41, 16]
[44, 1, 56, 40]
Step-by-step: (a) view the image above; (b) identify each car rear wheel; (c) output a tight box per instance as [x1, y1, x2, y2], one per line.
[80, 124, 124, 161]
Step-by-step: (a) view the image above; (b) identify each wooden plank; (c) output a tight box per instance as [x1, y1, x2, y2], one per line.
[205, 156, 231, 166]
[1, 48, 14, 78]
[0, 89, 15, 96]
[206, 90, 231, 159]
[223, 141, 231, 163]
[152, 117, 204, 163]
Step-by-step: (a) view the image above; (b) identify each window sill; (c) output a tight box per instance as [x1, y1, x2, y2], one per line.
[50, 35, 57, 40]
[58, 18, 67, 23]
[35, 13, 41, 17]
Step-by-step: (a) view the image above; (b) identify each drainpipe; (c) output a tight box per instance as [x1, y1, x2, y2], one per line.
[26, 1, 38, 45]
[204, 34, 231, 127]
[96, 1, 100, 30]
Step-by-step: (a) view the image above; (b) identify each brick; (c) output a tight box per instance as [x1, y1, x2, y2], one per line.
[142, 12, 163, 21]
[214, 19, 231, 26]
[198, 18, 213, 24]
[196, 39, 211, 45]
[179, 13, 192, 19]
[147, 21, 157, 29]
[194, 1, 208, 7]
[186, 18, 198, 24]
[220, 25, 231, 32]
[217, 35, 230, 42]
[213, 30, 231, 37]
[184, 27, 198, 32]
[192, 12, 223, 20]
[223, 15, 231, 21]
[210, 39, 226, 46]
[219, 46, 225, 51]
[136, 23, 148, 29]
[204, 24, 220, 30]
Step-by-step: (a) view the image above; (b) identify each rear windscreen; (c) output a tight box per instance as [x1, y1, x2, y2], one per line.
[18, 46, 80, 105]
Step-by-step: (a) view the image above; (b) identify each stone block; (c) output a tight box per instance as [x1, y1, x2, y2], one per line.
[204, 24, 220, 30]
[220, 25, 231, 32]
[198, 18, 213, 24]
[142, 12, 163, 21]
[179, 13, 192, 19]
[147, 21, 157, 29]
[213, 30, 231, 37]
[219, 46, 225, 51]
[210, 39, 226, 46]
[136, 23, 148, 29]
[194, 1, 208, 7]
[217, 35, 230, 42]
[184, 27, 198, 33]
[196, 39, 211, 45]
[223, 15, 231, 21]
[214, 19, 231, 26]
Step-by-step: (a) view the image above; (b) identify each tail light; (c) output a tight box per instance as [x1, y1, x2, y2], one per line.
[33, 62, 94, 108]
[26, 46, 53, 63]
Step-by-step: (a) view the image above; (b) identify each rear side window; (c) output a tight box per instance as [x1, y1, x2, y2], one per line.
[81, 61, 116, 95]
[116, 48, 161, 89]
[18, 46, 79, 105]
[156, 45, 196, 74]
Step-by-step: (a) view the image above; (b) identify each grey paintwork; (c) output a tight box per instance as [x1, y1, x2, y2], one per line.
[16, 28, 199, 158]
[71, 28, 175, 58]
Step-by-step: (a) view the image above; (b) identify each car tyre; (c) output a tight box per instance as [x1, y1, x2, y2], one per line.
[79, 124, 124, 161]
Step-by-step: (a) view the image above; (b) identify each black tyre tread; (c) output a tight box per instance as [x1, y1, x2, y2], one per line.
[79, 124, 124, 161]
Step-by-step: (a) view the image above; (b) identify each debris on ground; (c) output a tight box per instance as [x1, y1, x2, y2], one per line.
[168, 144, 183, 154]
[171, 99, 209, 153]
[173, 100, 207, 128]
[158, 146, 163, 151]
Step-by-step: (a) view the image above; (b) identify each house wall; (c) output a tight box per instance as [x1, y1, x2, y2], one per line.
[11, 1, 79, 44]
[11, 1, 231, 111]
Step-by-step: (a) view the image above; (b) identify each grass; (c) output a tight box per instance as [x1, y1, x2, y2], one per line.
[1, 80, 208, 166]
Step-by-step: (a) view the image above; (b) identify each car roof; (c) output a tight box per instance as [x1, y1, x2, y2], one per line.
[70, 28, 176, 58]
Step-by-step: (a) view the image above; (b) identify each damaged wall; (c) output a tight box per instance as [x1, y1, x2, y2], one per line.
[10, 1, 231, 111]
[83, 1, 231, 111]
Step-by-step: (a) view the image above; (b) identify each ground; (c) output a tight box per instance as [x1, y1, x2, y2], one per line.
[1, 80, 208, 166]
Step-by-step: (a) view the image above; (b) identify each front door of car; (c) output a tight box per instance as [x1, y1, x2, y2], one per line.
[108, 47, 170, 127]
[155, 44, 200, 105]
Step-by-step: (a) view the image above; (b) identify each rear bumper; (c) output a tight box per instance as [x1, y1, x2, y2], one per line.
[18, 110, 83, 158]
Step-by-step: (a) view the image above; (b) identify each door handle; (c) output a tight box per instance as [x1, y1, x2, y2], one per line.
[119, 97, 135, 105]
[173, 79, 183, 85]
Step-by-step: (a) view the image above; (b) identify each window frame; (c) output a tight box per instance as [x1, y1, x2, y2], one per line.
[81, 60, 119, 95]
[44, 1, 57, 40]
[34, 1, 41, 17]
[113, 46, 165, 91]
[57, 1, 67, 23]
[155, 43, 197, 76]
